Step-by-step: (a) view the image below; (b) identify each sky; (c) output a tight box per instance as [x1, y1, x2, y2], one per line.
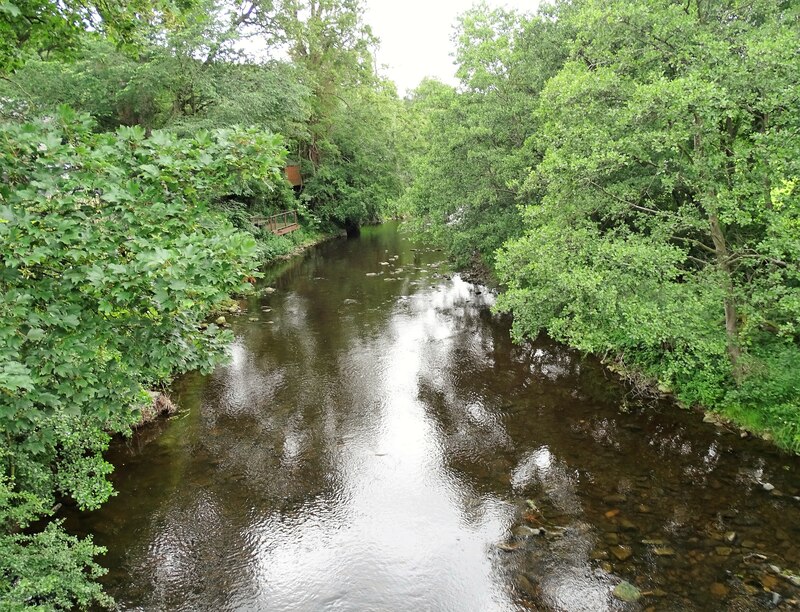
[363, 0, 541, 95]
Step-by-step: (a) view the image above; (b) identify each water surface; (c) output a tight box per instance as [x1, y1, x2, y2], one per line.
[71, 223, 800, 611]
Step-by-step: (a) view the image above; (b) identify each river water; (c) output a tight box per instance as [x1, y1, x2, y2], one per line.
[70, 222, 800, 611]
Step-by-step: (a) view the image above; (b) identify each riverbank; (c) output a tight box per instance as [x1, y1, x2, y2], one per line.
[421, 231, 799, 456]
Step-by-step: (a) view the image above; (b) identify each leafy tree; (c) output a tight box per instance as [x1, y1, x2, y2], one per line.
[0, 107, 286, 608]
[401, 4, 569, 267]
[495, 0, 800, 448]
[0, 0, 195, 72]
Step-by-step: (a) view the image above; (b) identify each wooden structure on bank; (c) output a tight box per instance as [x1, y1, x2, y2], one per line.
[285, 164, 303, 188]
[253, 210, 300, 236]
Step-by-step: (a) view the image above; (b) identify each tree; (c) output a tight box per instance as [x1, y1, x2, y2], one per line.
[495, 0, 800, 448]
[401, 4, 569, 267]
[0, 0, 194, 73]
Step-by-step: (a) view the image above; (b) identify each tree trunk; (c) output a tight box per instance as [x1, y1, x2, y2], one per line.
[709, 213, 742, 380]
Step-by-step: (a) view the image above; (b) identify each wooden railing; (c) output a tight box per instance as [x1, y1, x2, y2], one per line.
[253, 210, 300, 236]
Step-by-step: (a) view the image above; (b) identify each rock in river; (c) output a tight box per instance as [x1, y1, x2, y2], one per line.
[613, 581, 642, 602]
[611, 545, 633, 562]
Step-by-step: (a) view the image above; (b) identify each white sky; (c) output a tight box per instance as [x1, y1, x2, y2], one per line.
[363, 0, 541, 94]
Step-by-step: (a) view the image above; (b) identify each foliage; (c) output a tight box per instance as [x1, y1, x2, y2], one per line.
[492, 0, 800, 450]
[400, 4, 570, 267]
[0, 0, 195, 73]
[0, 108, 285, 607]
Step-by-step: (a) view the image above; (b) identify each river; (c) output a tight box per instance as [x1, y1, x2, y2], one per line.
[70, 222, 800, 611]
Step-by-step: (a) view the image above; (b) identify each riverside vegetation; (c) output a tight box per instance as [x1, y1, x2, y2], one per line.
[0, 0, 798, 609]
[0, 0, 404, 608]
[401, 0, 800, 450]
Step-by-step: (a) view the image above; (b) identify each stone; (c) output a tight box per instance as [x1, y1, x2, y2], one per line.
[762, 482, 775, 492]
[248, 317, 259, 322]
[612, 581, 642, 603]
[215, 316, 226, 325]
[605, 509, 620, 518]
[715, 547, 732, 557]
[724, 531, 736, 544]
[603, 494, 628, 504]
[653, 547, 676, 556]
[496, 541, 523, 552]
[605, 533, 620, 545]
[516, 574, 536, 595]
[513, 525, 536, 538]
[709, 583, 729, 598]
[263, 287, 276, 294]
[620, 519, 638, 532]
[760, 574, 779, 590]
[637, 504, 651, 513]
[610, 545, 633, 562]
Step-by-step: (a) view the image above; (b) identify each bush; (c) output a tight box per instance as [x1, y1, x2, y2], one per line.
[0, 107, 286, 607]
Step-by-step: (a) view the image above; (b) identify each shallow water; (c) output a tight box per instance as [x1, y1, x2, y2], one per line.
[69, 222, 800, 611]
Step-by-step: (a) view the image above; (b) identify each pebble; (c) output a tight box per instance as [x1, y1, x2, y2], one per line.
[760, 574, 779, 590]
[724, 531, 736, 543]
[715, 547, 732, 557]
[763, 482, 775, 492]
[612, 581, 642, 602]
[215, 316, 226, 325]
[248, 317, 259, 322]
[709, 582, 729, 598]
[611, 545, 633, 562]
[516, 574, 536, 595]
[603, 494, 628, 504]
[620, 519, 637, 532]
[513, 525, 536, 538]
[653, 547, 676, 556]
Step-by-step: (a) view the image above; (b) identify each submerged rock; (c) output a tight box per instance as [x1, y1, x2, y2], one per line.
[611, 545, 633, 561]
[613, 581, 642, 602]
